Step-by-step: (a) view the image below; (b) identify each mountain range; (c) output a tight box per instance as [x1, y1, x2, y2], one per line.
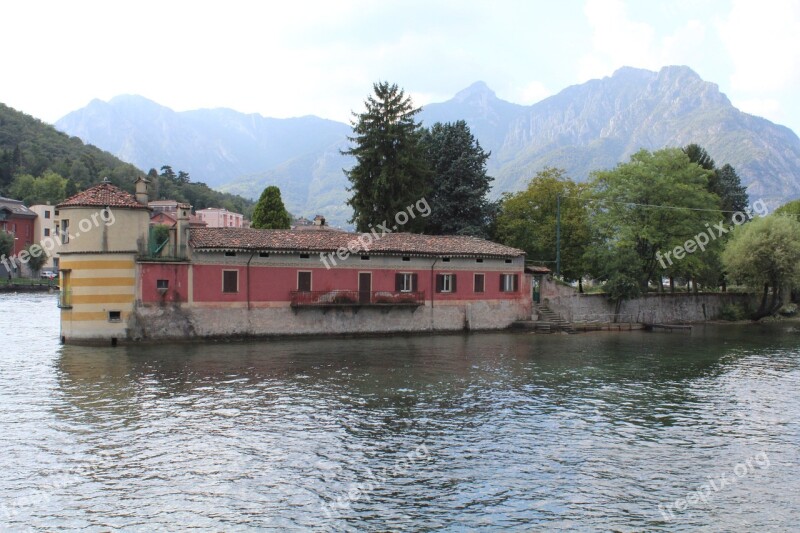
[55, 66, 800, 226]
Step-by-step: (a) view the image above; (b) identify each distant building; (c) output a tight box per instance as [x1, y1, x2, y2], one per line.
[148, 200, 181, 215]
[0, 196, 37, 277]
[151, 210, 207, 228]
[29, 204, 61, 271]
[195, 207, 244, 228]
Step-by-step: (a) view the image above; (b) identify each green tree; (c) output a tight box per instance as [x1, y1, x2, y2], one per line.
[495, 168, 590, 286]
[251, 185, 291, 229]
[683, 143, 716, 171]
[711, 163, 749, 216]
[343, 81, 430, 232]
[0, 231, 13, 260]
[721, 215, 800, 319]
[8, 171, 67, 205]
[23, 244, 47, 276]
[422, 121, 493, 237]
[775, 199, 800, 217]
[587, 148, 721, 292]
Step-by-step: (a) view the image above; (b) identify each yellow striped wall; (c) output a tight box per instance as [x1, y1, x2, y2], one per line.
[60, 254, 138, 342]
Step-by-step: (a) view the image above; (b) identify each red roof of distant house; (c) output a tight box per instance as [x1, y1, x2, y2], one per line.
[151, 211, 207, 227]
[190, 228, 524, 258]
[57, 181, 149, 210]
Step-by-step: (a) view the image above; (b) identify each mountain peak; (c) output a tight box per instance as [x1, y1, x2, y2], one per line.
[453, 81, 497, 103]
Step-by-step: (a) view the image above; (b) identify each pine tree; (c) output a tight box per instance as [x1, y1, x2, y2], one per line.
[343, 82, 430, 232]
[251, 186, 291, 229]
[422, 121, 493, 237]
[712, 163, 749, 216]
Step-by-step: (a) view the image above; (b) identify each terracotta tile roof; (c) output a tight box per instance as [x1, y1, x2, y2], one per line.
[0, 196, 36, 218]
[57, 182, 149, 210]
[190, 228, 524, 258]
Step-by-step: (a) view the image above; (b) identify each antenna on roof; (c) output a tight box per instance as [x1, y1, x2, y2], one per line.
[103, 177, 110, 183]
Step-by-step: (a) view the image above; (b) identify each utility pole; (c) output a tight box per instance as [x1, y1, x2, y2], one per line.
[556, 193, 561, 277]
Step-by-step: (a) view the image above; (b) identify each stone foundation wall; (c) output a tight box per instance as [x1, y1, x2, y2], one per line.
[545, 291, 755, 324]
[127, 299, 529, 342]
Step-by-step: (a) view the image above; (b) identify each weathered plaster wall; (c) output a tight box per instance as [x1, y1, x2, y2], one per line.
[129, 299, 528, 342]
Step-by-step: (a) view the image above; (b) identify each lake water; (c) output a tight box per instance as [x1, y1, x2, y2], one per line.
[1, 293, 799, 531]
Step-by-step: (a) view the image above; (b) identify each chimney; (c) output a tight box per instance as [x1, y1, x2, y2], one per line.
[134, 177, 150, 205]
[176, 203, 191, 258]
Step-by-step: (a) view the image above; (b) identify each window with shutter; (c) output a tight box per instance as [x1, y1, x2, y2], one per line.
[222, 270, 238, 293]
[474, 273, 485, 293]
[297, 271, 312, 292]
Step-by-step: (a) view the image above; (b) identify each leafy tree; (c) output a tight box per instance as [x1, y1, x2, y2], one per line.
[684, 144, 749, 220]
[422, 121, 493, 237]
[721, 215, 800, 319]
[8, 171, 67, 205]
[343, 81, 430, 232]
[160, 165, 177, 183]
[775, 199, 800, 217]
[0, 232, 13, 259]
[587, 148, 721, 292]
[23, 243, 47, 276]
[495, 168, 590, 286]
[251, 186, 291, 229]
[177, 170, 191, 184]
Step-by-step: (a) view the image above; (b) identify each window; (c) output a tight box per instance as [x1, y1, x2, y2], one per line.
[108, 311, 121, 322]
[44, 211, 50, 219]
[442, 257, 451, 262]
[222, 270, 239, 293]
[505, 259, 512, 264]
[474, 273, 485, 293]
[297, 271, 312, 292]
[436, 273, 456, 293]
[44, 228, 50, 237]
[60, 220, 69, 244]
[224, 251, 237, 257]
[300, 253, 310, 259]
[500, 274, 519, 292]
[156, 279, 169, 290]
[402, 256, 410, 262]
[476, 258, 484, 263]
[395, 273, 418, 293]
[259, 252, 269, 258]
[361, 255, 370, 261]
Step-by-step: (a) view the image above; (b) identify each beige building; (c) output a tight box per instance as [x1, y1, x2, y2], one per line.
[195, 207, 244, 228]
[57, 177, 151, 345]
[29, 204, 60, 271]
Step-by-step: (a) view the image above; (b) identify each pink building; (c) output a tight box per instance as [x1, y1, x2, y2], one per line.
[195, 207, 244, 228]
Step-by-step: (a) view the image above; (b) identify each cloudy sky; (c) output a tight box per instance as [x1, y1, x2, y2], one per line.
[3, 0, 799, 132]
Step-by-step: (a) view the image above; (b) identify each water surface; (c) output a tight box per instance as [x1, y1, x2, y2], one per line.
[1, 293, 798, 530]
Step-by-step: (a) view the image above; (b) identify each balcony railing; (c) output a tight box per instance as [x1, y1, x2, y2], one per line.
[58, 289, 72, 309]
[290, 290, 425, 308]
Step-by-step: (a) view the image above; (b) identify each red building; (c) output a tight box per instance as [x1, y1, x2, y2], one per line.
[134, 228, 530, 339]
[0, 196, 36, 257]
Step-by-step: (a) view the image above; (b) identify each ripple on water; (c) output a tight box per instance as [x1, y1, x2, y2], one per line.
[0, 294, 799, 530]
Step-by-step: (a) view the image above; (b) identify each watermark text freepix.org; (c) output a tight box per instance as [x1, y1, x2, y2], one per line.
[319, 198, 431, 269]
[658, 450, 770, 521]
[0, 207, 116, 272]
[656, 199, 768, 269]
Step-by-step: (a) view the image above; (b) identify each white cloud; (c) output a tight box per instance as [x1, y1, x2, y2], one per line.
[733, 98, 782, 122]
[717, 0, 800, 93]
[578, 0, 657, 81]
[517, 81, 552, 105]
[578, 1, 709, 81]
